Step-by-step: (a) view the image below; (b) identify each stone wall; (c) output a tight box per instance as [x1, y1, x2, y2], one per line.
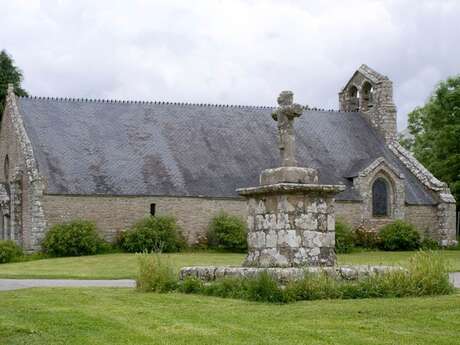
[335, 201, 362, 228]
[40, 194, 443, 247]
[41, 194, 246, 245]
[405, 205, 438, 239]
[0, 89, 32, 250]
[0, 88, 47, 252]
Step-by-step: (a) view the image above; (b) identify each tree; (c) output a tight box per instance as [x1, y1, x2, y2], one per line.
[0, 50, 28, 117]
[404, 75, 460, 205]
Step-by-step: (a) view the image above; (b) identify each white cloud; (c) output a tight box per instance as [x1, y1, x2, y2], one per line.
[2, 0, 459, 129]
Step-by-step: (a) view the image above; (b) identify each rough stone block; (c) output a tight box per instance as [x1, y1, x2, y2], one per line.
[275, 212, 290, 230]
[327, 214, 335, 231]
[260, 167, 319, 185]
[266, 230, 277, 248]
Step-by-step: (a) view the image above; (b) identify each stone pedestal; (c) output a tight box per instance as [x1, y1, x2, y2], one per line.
[237, 169, 345, 267]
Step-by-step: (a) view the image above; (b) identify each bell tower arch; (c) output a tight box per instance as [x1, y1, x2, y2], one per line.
[339, 64, 397, 143]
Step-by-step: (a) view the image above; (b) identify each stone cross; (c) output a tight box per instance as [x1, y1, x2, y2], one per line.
[271, 91, 303, 167]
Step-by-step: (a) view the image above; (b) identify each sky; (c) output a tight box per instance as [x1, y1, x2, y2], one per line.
[1, 0, 459, 130]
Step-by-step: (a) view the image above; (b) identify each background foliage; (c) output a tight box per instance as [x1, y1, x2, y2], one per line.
[402, 75, 460, 205]
[378, 220, 421, 251]
[0, 50, 28, 117]
[0, 240, 23, 263]
[42, 220, 105, 257]
[207, 212, 247, 252]
[118, 215, 186, 253]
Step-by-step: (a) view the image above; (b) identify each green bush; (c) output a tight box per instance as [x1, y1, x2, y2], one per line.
[119, 216, 186, 253]
[0, 240, 23, 263]
[420, 237, 440, 250]
[353, 226, 380, 249]
[378, 221, 421, 251]
[202, 277, 248, 299]
[245, 272, 289, 303]
[42, 220, 105, 257]
[179, 276, 204, 294]
[207, 212, 247, 252]
[136, 252, 178, 292]
[335, 219, 354, 253]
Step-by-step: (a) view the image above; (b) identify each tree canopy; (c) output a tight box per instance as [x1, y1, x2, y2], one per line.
[403, 75, 460, 205]
[0, 50, 28, 117]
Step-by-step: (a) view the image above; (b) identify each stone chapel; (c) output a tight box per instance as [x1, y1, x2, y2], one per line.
[0, 64, 457, 252]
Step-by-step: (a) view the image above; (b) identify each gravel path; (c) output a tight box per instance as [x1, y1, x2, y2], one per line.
[0, 279, 136, 291]
[0, 274, 459, 292]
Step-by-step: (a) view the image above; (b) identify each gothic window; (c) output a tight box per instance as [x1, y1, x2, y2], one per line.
[4, 155, 9, 182]
[348, 85, 359, 111]
[361, 81, 374, 111]
[372, 178, 388, 217]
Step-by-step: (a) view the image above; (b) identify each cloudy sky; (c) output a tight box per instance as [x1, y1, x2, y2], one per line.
[2, 0, 459, 130]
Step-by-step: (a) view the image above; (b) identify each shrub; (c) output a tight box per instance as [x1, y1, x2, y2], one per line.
[353, 225, 380, 249]
[136, 252, 178, 292]
[420, 237, 440, 250]
[245, 272, 289, 303]
[42, 220, 104, 257]
[207, 212, 247, 252]
[335, 219, 354, 253]
[119, 216, 186, 253]
[378, 220, 421, 251]
[0, 240, 23, 263]
[179, 276, 204, 294]
[202, 277, 248, 299]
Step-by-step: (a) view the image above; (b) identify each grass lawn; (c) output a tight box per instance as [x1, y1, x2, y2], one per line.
[0, 250, 458, 280]
[0, 288, 459, 345]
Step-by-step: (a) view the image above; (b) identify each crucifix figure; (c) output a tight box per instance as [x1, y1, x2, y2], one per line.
[271, 91, 303, 167]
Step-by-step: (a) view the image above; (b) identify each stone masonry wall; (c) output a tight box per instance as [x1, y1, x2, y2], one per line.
[1, 88, 47, 252]
[244, 193, 336, 267]
[335, 201, 362, 228]
[41, 194, 246, 245]
[405, 205, 438, 239]
[0, 90, 30, 248]
[41, 195, 441, 247]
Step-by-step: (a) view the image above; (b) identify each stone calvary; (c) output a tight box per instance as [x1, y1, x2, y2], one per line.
[179, 91, 400, 282]
[237, 90, 344, 268]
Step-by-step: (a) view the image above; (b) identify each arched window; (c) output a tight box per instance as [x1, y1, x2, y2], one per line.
[361, 81, 374, 111]
[4, 155, 9, 182]
[372, 177, 388, 217]
[348, 86, 359, 111]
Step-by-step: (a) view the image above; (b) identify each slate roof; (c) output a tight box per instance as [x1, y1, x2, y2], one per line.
[17, 97, 435, 205]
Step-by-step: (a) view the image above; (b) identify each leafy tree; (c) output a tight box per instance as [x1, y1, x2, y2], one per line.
[404, 75, 460, 205]
[0, 50, 28, 117]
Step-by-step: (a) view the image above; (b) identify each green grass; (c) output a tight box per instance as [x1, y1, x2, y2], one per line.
[0, 288, 459, 344]
[0, 250, 458, 279]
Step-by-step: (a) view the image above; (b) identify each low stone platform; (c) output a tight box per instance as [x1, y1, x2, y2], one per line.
[179, 265, 404, 283]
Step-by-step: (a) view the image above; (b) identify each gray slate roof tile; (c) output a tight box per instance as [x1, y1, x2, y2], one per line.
[17, 97, 435, 205]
